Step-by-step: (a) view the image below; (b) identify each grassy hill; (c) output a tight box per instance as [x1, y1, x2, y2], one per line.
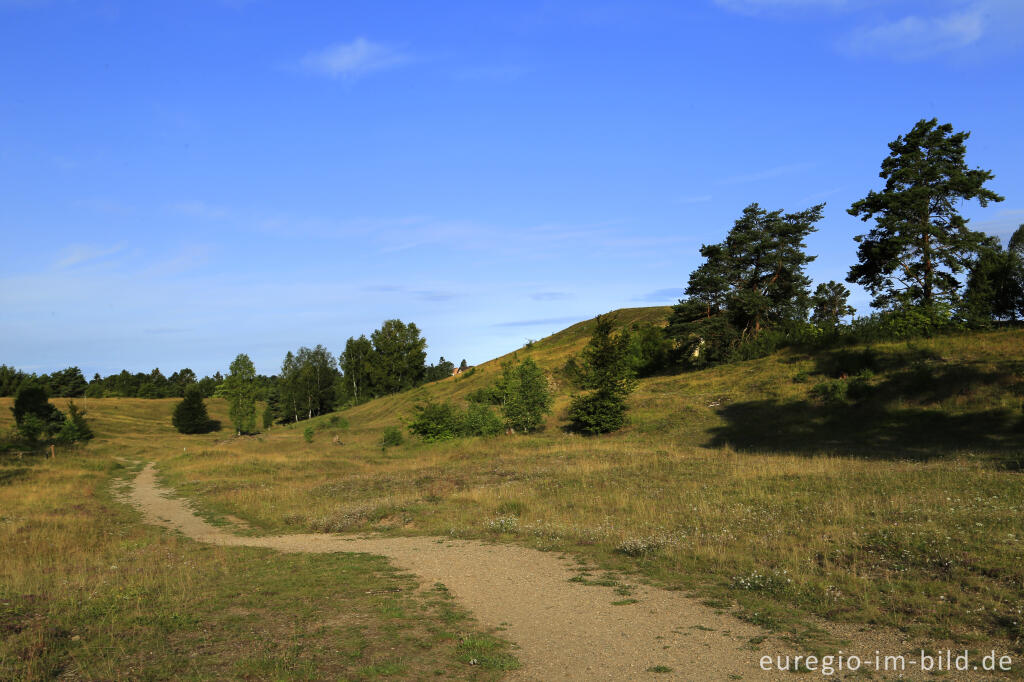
[3, 307, 1024, 670]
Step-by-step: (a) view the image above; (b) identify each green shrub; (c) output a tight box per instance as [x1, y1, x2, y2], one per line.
[461, 402, 503, 437]
[262, 403, 274, 430]
[380, 426, 404, 448]
[811, 380, 848, 404]
[498, 358, 553, 433]
[11, 385, 64, 441]
[303, 425, 314, 443]
[55, 401, 93, 444]
[466, 385, 502, 405]
[567, 390, 628, 434]
[408, 400, 461, 442]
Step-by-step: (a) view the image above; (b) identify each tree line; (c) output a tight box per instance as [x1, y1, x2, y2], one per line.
[665, 118, 1022, 367]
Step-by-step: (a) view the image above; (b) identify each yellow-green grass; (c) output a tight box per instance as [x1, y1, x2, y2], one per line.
[0, 427, 517, 678]
[4, 308, 1023, 665]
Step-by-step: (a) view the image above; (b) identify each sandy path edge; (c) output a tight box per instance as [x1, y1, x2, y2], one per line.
[121, 462, 944, 681]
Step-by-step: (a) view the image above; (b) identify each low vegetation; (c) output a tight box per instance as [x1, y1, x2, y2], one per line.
[0, 418, 517, 679]
[16, 313, 1010, 660]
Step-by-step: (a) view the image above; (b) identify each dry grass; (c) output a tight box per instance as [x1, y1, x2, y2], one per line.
[3, 308, 1023, 670]
[0, 419, 516, 679]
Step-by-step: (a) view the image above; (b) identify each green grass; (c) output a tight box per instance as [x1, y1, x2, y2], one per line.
[0, 452, 516, 679]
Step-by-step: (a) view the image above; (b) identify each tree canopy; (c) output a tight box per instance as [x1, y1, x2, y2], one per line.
[847, 118, 1004, 312]
[223, 353, 257, 434]
[667, 202, 823, 362]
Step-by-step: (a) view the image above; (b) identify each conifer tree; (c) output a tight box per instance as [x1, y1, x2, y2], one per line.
[847, 118, 1004, 312]
[172, 385, 213, 434]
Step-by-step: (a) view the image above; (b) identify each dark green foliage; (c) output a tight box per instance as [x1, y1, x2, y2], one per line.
[224, 354, 257, 434]
[408, 400, 462, 442]
[56, 401, 94, 444]
[370, 319, 427, 395]
[568, 316, 637, 434]
[423, 356, 456, 383]
[619, 323, 673, 376]
[339, 333, 376, 403]
[408, 399, 503, 442]
[46, 367, 87, 397]
[667, 202, 823, 364]
[567, 391, 628, 435]
[262, 402, 275, 429]
[960, 224, 1024, 326]
[0, 364, 30, 397]
[11, 385, 64, 441]
[277, 345, 339, 422]
[848, 118, 1004, 312]
[172, 386, 216, 434]
[461, 402, 504, 437]
[810, 281, 856, 328]
[380, 426, 404, 448]
[497, 358, 553, 433]
[466, 384, 502, 405]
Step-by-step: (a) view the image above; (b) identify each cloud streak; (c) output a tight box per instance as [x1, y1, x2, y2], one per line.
[842, 8, 985, 59]
[301, 38, 409, 78]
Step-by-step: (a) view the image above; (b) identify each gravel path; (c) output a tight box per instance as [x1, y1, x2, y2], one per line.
[124, 462, 910, 681]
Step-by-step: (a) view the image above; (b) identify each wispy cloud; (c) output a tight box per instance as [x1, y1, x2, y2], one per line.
[633, 288, 682, 303]
[841, 8, 985, 59]
[974, 208, 1024, 239]
[54, 244, 124, 269]
[719, 162, 814, 185]
[301, 38, 409, 79]
[493, 316, 581, 328]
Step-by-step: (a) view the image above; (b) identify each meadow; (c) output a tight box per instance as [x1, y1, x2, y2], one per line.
[2, 307, 1023, 676]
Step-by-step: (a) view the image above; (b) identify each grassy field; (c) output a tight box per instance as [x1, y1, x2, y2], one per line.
[0, 412, 518, 678]
[3, 307, 1023, 675]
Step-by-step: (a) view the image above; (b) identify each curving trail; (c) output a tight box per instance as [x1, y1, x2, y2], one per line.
[123, 463, 867, 680]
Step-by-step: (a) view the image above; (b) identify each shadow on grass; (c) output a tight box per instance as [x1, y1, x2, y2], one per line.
[707, 359, 1024, 462]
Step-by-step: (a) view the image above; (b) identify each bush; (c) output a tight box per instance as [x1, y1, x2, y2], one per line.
[408, 400, 462, 442]
[262, 403, 275, 429]
[172, 386, 216, 434]
[567, 390, 628, 434]
[461, 402, 503, 437]
[498, 358, 553, 433]
[55, 401, 93, 444]
[11, 385, 65, 441]
[408, 399, 503, 442]
[303, 425, 314, 443]
[380, 426, 404, 448]
[466, 385, 502, 405]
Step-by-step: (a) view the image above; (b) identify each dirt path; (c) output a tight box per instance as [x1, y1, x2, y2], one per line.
[123, 463, 902, 681]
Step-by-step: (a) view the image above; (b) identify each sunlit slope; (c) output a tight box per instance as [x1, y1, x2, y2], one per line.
[343, 306, 671, 428]
[344, 308, 1024, 459]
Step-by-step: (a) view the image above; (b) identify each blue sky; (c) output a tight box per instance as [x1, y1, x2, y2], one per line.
[1, 0, 1022, 377]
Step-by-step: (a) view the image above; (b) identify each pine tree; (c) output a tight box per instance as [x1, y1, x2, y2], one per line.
[172, 385, 213, 434]
[848, 118, 1004, 313]
[568, 316, 636, 434]
[667, 202, 823, 362]
[810, 281, 856, 328]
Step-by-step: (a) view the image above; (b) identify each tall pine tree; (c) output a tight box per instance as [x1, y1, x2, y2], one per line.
[847, 118, 1004, 313]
